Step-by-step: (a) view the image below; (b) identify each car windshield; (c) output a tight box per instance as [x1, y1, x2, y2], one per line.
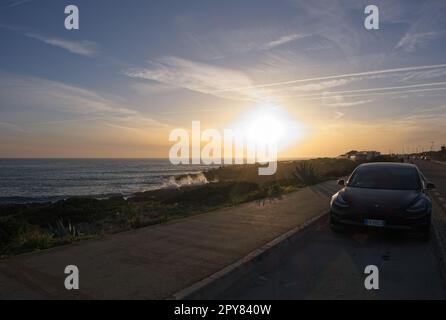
[347, 166, 421, 190]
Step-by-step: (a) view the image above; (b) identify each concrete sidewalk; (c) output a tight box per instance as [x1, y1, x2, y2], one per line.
[0, 181, 339, 299]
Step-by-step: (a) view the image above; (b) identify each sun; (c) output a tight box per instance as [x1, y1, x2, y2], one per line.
[246, 113, 285, 144]
[230, 104, 305, 151]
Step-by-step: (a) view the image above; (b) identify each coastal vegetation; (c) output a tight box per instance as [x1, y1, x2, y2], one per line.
[0, 156, 397, 258]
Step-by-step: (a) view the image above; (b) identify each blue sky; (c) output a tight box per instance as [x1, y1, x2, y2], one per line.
[1, 0, 446, 157]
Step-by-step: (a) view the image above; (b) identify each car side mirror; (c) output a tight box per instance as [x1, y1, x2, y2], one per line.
[337, 179, 345, 187]
[426, 182, 436, 190]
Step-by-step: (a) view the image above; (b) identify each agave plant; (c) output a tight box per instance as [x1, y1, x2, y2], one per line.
[48, 218, 80, 237]
[293, 161, 320, 185]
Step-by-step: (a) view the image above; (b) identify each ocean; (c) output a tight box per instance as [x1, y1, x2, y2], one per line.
[0, 159, 215, 204]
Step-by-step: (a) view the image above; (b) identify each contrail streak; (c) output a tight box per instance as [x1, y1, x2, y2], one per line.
[214, 64, 446, 92]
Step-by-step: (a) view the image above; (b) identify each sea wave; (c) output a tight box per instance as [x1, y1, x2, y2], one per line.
[162, 172, 209, 188]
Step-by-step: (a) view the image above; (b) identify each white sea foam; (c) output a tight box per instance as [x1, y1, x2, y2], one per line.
[162, 172, 209, 188]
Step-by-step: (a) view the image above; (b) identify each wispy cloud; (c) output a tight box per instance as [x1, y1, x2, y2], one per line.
[290, 87, 446, 104]
[400, 68, 446, 81]
[216, 64, 446, 92]
[326, 100, 373, 108]
[0, 73, 137, 117]
[0, 72, 169, 138]
[126, 59, 446, 106]
[290, 81, 446, 98]
[259, 33, 306, 50]
[26, 33, 99, 57]
[126, 56, 260, 101]
[395, 31, 442, 52]
[0, 121, 27, 133]
[0, 0, 31, 9]
[277, 82, 446, 107]
[333, 111, 344, 120]
[285, 79, 354, 92]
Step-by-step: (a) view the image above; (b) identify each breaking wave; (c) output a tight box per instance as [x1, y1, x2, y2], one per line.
[162, 172, 209, 188]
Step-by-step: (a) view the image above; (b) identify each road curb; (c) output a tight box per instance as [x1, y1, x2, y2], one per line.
[170, 210, 328, 300]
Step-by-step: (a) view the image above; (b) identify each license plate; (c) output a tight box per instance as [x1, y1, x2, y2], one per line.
[364, 219, 386, 227]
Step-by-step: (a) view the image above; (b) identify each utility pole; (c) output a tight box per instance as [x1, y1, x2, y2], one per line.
[430, 141, 434, 152]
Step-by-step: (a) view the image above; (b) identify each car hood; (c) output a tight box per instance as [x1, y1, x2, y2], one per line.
[340, 187, 422, 213]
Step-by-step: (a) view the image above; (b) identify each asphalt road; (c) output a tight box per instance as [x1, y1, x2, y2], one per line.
[218, 160, 446, 299]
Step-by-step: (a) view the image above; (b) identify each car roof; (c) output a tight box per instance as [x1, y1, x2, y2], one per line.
[356, 162, 417, 169]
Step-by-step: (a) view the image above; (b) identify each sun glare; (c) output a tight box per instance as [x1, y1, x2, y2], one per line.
[230, 104, 305, 151]
[246, 114, 285, 144]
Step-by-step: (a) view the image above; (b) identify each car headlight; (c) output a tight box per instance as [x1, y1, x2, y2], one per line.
[332, 193, 349, 208]
[406, 198, 429, 214]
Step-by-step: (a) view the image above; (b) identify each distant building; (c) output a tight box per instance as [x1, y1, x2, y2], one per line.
[441, 145, 446, 153]
[363, 151, 381, 159]
[339, 150, 381, 161]
[338, 150, 358, 159]
[345, 150, 359, 156]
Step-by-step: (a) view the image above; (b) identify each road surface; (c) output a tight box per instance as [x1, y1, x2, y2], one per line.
[0, 181, 338, 299]
[218, 160, 446, 299]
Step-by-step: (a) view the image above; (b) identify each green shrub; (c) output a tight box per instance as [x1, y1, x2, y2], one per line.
[0, 216, 27, 247]
[16, 227, 55, 252]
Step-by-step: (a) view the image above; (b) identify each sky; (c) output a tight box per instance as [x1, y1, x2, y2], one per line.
[1, 0, 446, 158]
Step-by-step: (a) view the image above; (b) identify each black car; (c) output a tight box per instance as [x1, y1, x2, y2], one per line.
[330, 162, 435, 240]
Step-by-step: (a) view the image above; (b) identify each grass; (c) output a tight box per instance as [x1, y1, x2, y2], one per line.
[0, 156, 399, 258]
